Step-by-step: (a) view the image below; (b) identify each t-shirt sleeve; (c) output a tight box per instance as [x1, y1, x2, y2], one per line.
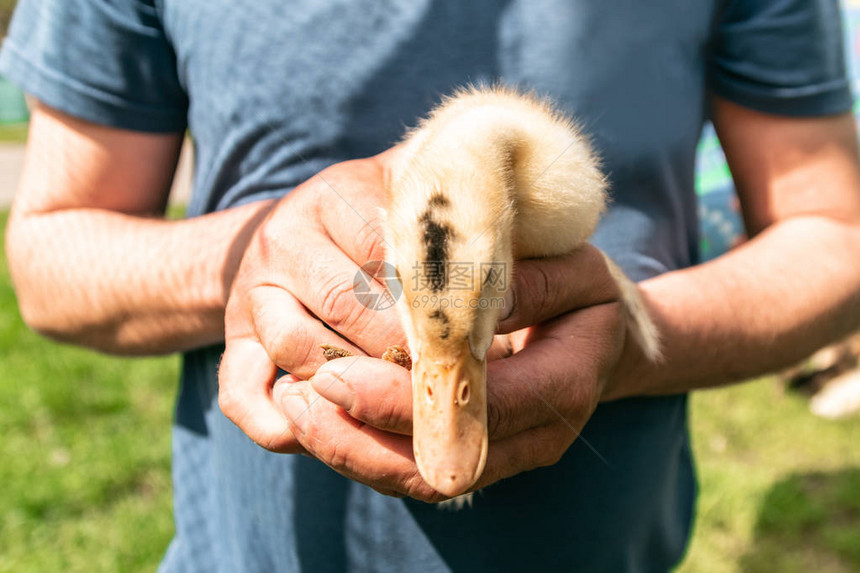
[707, 0, 854, 116]
[0, 0, 187, 132]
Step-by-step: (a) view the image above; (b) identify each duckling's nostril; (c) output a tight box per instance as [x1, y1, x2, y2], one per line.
[457, 380, 470, 406]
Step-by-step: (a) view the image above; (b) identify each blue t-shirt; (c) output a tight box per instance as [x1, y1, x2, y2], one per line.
[1, 1, 852, 571]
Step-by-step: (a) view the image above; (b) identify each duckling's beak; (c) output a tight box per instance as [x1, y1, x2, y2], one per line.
[412, 342, 488, 497]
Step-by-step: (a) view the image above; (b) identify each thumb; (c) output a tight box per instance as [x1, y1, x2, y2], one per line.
[311, 356, 414, 435]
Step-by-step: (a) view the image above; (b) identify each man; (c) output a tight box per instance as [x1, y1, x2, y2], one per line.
[3, 0, 860, 571]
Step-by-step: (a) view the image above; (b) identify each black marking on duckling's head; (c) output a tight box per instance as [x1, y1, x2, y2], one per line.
[420, 210, 451, 292]
[429, 309, 451, 339]
[428, 193, 450, 208]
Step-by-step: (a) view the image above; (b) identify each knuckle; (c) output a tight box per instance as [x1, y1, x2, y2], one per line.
[319, 275, 363, 331]
[261, 429, 293, 453]
[247, 289, 318, 373]
[217, 387, 251, 435]
[522, 263, 556, 319]
[256, 217, 285, 255]
[255, 209, 310, 267]
[486, 386, 513, 438]
[216, 363, 239, 418]
[370, 394, 406, 432]
[282, 179, 318, 214]
[269, 322, 315, 372]
[324, 436, 348, 470]
[217, 386, 236, 418]
[536, 445, 565, 468]
[355, 215, 387, 263]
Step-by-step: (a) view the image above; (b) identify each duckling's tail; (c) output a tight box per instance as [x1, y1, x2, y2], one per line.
[602, 254, 663, 363]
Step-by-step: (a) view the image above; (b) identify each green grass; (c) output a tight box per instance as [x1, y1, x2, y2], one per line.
[0, 209, 858, 571]
[0, 122, 28, 144]
[0, 210, 178, 572]
[677, 381, 860, 572]
[0, 0, 17, 37]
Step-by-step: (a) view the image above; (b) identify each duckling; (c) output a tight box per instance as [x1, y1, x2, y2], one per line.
[379, 86, 661, 498]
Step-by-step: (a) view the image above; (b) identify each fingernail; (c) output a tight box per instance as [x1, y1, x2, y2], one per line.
[500, 288, 516, 321]
[311, 372, 355, 411]
[280, 388, 310, 435]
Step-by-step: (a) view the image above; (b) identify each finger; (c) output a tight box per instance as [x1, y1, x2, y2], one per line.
[313, 159, 390, 266]
[474, 424, 574, 491]
[311, 305, 620, 441]
[279, 381, 445, 502]
[487, 334, 513, 361]
[310, 356, 413, 435]
[497, 245, 621, 334]
[280, 233, 405, 357]
[485, 303, 624, 440]
[218, 337, 305, 453]
[248, 285, 364, 379]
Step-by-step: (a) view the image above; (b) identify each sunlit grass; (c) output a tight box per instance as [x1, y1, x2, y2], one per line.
[677, 380, 860, 572]
[0, 210, 177, 573]
[0, 122, 27, 144]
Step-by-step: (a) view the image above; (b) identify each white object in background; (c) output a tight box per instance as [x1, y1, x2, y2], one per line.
[810, 370, 860, 419]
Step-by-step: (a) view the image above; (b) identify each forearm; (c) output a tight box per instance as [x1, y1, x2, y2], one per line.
[607, 215, 860, 399]
[7, 200, 274, 355]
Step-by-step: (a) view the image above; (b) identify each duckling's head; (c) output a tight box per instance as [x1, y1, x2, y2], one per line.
[385, 163, 514, 497]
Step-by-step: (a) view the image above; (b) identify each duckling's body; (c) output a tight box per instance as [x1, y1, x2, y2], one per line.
[385, 86, 659, 497]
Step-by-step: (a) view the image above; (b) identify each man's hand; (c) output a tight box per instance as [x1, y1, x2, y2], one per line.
[277, 246, 628, 500]
[219, 152, 408, 454]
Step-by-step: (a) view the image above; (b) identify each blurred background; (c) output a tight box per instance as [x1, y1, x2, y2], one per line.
[1, 1, 859, 572]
